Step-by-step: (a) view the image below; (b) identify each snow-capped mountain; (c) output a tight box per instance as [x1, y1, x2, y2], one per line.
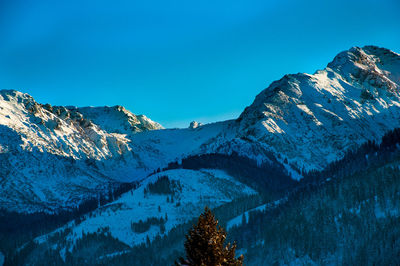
[236, 45, 400, 169]
[0, 91, 163, 212]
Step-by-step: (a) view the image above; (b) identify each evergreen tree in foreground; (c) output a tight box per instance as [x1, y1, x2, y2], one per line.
[177, 207, 244, 266]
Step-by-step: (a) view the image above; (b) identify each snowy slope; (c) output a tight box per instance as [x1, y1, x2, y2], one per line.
[36, 169, 256, 249]
[0, 150, 114, 213]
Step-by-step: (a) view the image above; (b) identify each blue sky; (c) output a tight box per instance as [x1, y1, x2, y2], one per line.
[0, 0, 399, 128]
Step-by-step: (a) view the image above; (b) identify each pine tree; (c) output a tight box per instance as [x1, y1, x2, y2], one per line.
[177, 207, 244, 266]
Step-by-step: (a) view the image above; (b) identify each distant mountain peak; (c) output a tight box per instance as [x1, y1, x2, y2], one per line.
[189, 121, 203, 129]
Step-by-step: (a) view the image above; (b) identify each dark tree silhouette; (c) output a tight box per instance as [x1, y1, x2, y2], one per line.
[177, 207, 243, 266]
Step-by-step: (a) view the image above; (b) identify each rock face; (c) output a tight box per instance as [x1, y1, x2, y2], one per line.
[236, 45, 400, 169]
[189, 121, 203, 129]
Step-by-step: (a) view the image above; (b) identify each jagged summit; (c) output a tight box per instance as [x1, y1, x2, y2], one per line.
[0, 89, 162, 160]
[76, 105, 163, 135]
[328, 45, 400, 71]
[327, 45, 400, 91]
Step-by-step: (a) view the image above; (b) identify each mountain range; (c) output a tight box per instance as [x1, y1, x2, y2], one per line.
[1, 45, 400, 265]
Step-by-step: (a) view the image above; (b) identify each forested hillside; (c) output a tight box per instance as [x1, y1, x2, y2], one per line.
[6, 128, 400, 265]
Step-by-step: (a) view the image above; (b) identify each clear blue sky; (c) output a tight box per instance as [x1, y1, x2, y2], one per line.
[0, 0, 399, 128]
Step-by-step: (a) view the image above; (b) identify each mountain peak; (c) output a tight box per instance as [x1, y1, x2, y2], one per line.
[327, 46, 400, 90]
[237, 45, 400, 169]
[328, 45, 399, 69]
